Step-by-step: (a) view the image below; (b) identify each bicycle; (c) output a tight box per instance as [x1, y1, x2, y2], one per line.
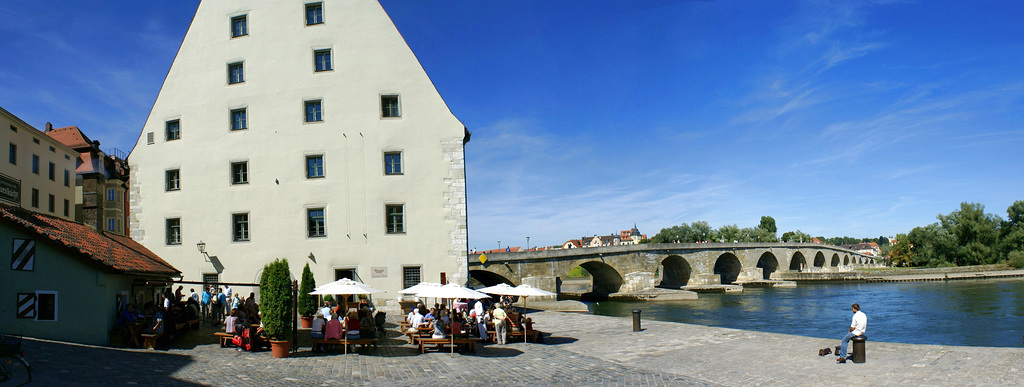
[0, 334, 31, 386]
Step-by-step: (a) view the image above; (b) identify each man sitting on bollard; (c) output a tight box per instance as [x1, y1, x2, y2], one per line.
[838, 303, 867, 364]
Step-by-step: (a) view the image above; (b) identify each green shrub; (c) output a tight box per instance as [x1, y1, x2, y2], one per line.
[1009, 251, 1024, 269]
[259, 258, 293, 340]
[298, 263, 317, 317]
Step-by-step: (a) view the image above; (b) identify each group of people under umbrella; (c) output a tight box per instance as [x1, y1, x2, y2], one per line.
[307, 278, 555, 354]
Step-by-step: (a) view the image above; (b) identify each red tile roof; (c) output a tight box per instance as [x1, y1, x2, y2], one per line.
[1, 204, 179, 277]
[45, 125, 93, 150]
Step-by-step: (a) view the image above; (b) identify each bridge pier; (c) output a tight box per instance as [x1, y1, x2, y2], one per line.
[621, 271, 657, 293]
[690, 274, 721, 285]
[521, 276, 558, 301]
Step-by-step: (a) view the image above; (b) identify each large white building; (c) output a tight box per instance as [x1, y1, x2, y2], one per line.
[129, 0, 469, 306]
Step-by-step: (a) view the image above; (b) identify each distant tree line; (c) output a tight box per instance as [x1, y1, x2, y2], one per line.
[890, 201, 1024, 268]
[646, 216, 782, 243]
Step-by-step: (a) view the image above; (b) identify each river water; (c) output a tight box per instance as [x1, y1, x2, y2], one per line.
[588, 278, 1024, 347]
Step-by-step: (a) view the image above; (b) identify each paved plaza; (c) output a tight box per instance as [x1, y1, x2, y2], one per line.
[18, 312, 1024, 386]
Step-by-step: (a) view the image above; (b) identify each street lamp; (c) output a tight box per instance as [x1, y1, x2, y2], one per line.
[197, 240, 211, 262]
[527, 236, 530, 250]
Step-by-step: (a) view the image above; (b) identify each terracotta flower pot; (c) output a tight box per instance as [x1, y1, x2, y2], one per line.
[300, 316, 313, 329]
[270, 340, 291, 358]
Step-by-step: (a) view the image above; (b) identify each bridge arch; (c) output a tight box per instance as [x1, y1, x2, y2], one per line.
[789, 252, 806, 271]
[844, 255, 850, 265]
[831, 253, 840, 267]
[568, 261, 624, 294]
[714, 253, 742, 284]
[469, 270, 515, 287]
[756, 252, 779, 280]
[813, 251, 826, 268]
[658, 255, 691, 288]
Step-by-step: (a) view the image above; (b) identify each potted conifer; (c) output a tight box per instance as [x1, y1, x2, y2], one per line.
[260, 258, 293, 358]
[298, 263, 317, 328]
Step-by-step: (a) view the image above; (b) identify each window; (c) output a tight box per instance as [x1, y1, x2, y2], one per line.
[230, 108, 247, 131]
[32, 155, 39, 174]
[384, 152, 402, 175]
[166, 120, 181, 141]
[63, 199, 69, 217]
[228, 62, 245, 84]
[107, 189, 115, 201]
[381, 95, 400, 118]
[231, 15, 248, 37]
[233, 213, 250, 242]
[63, 170, 70, 187]
[8, 143, 15, 165]
[306, 2, 324, 25]
[147, 132, 155, 144]
[304, 100, 323, 122]
[386, 204, 404, 234]
[166, 169, 180, 191]
[314, 49, 332, 72]
[166, 218, 182, 245]
[203, 273, 219, 287]
[8, 125, 15, 132]
[35, 291, 57, 322]
[107, 218, 116, 232]
[49, 146, 55, 153]
[307, 208, 325, 237]
[403, 266, 421, 290]
[31, 189, 38, 208]
[48, 162, 55, 181]
[231, 161, 249, 184]
[48, 194, 55, 213]
[33, 138, 40, 144]
[306, 155, 324, 178]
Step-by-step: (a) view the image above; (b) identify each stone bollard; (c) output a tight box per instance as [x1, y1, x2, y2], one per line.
[632, 309, 642, 332]
[852, 335, 867, 363]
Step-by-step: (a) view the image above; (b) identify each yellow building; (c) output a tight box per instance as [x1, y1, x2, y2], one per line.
[0, 106, 76, 220]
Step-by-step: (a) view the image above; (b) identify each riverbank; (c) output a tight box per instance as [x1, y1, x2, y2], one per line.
[778, 264, 1024, 283]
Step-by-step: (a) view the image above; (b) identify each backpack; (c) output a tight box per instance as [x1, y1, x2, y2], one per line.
[232, 325, 254, 351]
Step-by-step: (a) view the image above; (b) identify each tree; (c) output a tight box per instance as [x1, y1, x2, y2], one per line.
[259, 258, 293, 340]
[781, 230, 811, 243]
[938, 202, 1001, 265]
[758, 216, 777, 234]
[298, 263, 317, 317]
[877, 236, 890, 246]
[888, 234, 914, 267]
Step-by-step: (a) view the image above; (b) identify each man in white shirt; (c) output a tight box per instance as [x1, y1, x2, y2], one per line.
[838, 303, 867, 363]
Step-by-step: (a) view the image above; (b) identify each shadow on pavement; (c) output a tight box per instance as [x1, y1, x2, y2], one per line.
[22, 337, 205, 386]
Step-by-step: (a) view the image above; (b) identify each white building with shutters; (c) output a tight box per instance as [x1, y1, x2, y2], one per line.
[128, 0, 469, 306]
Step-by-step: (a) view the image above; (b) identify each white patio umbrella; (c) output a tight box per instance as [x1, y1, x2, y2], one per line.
[397, 282, 442, 295]
[309, 278, 384, 354]
[476, 283, 516, 296]
[415, 283, 489, 355]
[508, 284, 556, 343]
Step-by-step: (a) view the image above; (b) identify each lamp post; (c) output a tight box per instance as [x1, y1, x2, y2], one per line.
[197, 240, 211, 262]
[527, 236, 530, 250]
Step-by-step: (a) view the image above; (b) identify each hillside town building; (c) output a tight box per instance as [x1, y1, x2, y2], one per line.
[128, 0, 469, 306]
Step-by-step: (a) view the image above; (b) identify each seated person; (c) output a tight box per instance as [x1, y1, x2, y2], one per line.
[224, 309, 239, 334]
[423, 308, 436, 323]
[451, 313, 466, 338]
[311, 312, 326, 352]
[406, 309, 425, 333]
[431, 312, 447, 339]
[325, 311, 344, 340]
[344, 310, 361, 340]
[358, 310, 376, 339]
[145, 307, 165, 335]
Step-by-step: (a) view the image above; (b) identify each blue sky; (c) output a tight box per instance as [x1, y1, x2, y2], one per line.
[2, 1, 1023, 250]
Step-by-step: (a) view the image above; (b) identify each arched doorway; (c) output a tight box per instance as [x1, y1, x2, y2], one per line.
[468, 270, 514, 288]
[714, 253, 742, 285]
[564, 261, 624, 295]
[658, 255, 691, 288]
[789, 252, 806, 271]
[831, 253, 840, 267]
[813, 252, 826, 268]
[756, 252, 778, 280]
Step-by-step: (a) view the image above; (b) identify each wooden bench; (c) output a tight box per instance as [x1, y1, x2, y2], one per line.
[404, 326, 432, 344]
[312, 337, 378, 354]
[174, 322, 187, 332]
[187, 319, 200, 330]
[487, 329, 540, 343]
[141, 333, 162, 349]
[214, 332, 233, 347]
[415, 337, 478, 353]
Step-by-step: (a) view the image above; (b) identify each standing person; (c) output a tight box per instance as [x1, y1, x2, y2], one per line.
[201, 287, 211, 322]
[474, 299, 488, 341]
[218, 288, 229, 319]
[492, 304, 509, 345]
[175, 285, 185, 305]
[838, 303, 867, 364]
[189, 288, 199, 304]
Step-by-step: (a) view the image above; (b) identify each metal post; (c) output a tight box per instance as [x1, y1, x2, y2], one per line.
[632, 309, 642, 332]
[292, 280, 298, 353]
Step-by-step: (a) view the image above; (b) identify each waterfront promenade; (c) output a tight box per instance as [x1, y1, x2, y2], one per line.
[19, 312, 1022, 386]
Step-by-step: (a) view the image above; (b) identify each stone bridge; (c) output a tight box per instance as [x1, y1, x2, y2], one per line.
[468, 243, 876, 296]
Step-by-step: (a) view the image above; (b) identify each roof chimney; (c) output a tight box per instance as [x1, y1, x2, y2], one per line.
[45, 122, 52, 132]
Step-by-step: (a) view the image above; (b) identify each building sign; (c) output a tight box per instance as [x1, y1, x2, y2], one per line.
[0, 173, 20, 205]
[371, 267, 387, 278]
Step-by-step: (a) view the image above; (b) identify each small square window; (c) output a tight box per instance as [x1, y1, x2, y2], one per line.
[166, 120, 181, 141]
[33, 138, 40, 144]
[166, 169, 181, 191]
[8, 125, 15, 132]
[31, 189, 39, 208]
[233, 213, 250, 242]
[384, 152, 402, 175]
[32, 155, 39, 174]
[306, 155, 324, 178]
[166, 218, 182, 245]
[314, 49, 332, 72]
[49, 146, 55, 153]
[231, 15, 248, 38]
[8, 143, 15, 165]
[402, 266, 421, 290]
[304, 100, 323, 122]
[228, 62, 245, 84]
[231, 108, 248, 131]
[48, 162, 55, 181]
[381, 95, 400, 118]
[231, 161, 249, 185]
[307, 208, 326, 237]
[306, 2, 324, 25]
[386, 204, 405, 234]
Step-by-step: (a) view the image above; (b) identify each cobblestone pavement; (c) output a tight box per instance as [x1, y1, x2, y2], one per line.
[18, 312, 1024, 386]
